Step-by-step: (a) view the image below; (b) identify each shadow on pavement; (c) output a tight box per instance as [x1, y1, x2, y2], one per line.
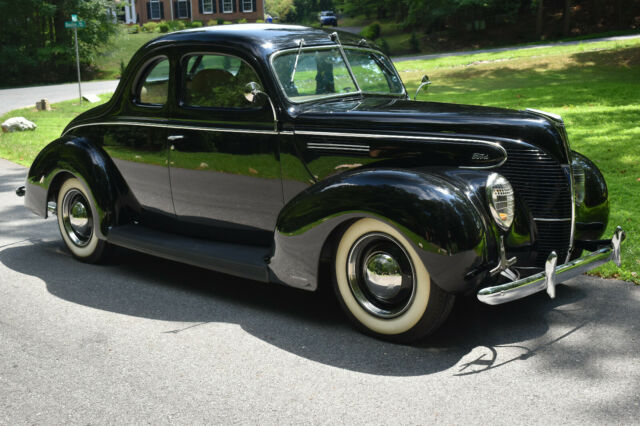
[2, 237, 622, 378]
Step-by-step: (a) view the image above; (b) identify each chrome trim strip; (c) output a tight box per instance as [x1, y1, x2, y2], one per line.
[63, 121, 280, 137]
[296, 130, 505, 147]
[308, 146, 369, 153]
[477, 226, 625, 305]
[308, 142, 369, 149]
[297, 130, 508, 165]
[458, 156, 508, 170]
[533, 217, 572, 222]
[564, 164, 576, 263]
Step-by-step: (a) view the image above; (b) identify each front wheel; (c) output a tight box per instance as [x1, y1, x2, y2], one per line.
[56, 177, 110, 263]
[333, 218, 454, 343]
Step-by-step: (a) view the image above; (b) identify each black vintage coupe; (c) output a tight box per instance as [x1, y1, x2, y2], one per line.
[18, 25, 625, 342]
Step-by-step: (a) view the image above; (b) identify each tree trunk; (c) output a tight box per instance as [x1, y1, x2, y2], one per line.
[536, 0, 544, 39]
[562, 0, 571, 37]
[52, 0, 67, 45]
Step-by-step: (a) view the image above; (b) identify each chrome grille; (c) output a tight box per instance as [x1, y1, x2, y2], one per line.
[498, 145, 572, 265]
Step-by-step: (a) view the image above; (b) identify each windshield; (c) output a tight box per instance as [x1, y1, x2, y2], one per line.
[271, 47, 405, 103]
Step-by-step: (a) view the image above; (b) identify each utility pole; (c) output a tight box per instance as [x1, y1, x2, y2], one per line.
[74, 25, 82, 104]
[65, 14, 86, 104]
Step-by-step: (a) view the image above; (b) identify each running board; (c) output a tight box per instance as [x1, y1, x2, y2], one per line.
[107, 224, 270, 282]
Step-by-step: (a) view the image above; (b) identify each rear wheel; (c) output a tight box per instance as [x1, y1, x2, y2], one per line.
[333, 218, 454, 343]
[56, 177, 110, 263]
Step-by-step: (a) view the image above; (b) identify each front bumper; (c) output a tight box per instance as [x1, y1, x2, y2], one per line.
[477, 226, 625, 305]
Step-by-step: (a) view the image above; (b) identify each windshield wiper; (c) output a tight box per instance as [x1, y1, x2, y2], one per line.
[290, 38, 305, 83]
[329, 32, 361, 94]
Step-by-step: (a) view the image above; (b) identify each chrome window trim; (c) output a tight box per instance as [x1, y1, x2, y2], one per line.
[269, 45, 407, 104]
[62, 121, 282, 137]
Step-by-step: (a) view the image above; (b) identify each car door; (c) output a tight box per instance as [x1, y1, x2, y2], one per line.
[79, 55, 174, 221]
[168, 51, 282, 246]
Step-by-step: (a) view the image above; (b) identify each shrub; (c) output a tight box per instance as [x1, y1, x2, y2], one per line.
[360, 21, 381, 40]
[256, 19, 265, 23]
[170, 20, 187, 31]
[238, 18, 247, 24]
[377, 38, 390, 56]
[409, 32, 420, 52]
[190, 20, 203, 28]
[142, 22, 158, 33]
[207, 19, 217, 26]
[223, 20, 233, 25]
[217, 19, 224, 25]
[158, 21, 170, 33]
[129, 24, 141, 34]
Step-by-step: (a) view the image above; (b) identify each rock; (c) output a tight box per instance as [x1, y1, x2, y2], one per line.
[36, 99, 51, 111]
[1, 117, 37, 133]
[82, 94, 101, 103]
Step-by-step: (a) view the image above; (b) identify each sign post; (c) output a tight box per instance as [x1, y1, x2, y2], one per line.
[65, 16, 86, 104]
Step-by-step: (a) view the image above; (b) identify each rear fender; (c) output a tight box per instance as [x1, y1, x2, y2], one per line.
[25, 136, 138, 238]
[269, 168, 491, 293]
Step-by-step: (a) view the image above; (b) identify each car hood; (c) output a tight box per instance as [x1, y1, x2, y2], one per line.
[291, 97, 569, 162]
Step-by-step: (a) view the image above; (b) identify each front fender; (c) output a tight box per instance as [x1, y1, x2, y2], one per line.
[573, 151, 609, 242]
[25, 136, 138, 238]
[269, 168, 491, 293]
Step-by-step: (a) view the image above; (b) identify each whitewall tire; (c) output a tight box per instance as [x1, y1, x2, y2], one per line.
[333, 218, 454, 342]
[56, 177, 109, 263]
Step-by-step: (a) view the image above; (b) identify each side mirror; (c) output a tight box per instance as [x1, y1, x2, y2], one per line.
[414, 75, 431, 100]
[244, 82, 264, 103]
[243, 82, 278, 132]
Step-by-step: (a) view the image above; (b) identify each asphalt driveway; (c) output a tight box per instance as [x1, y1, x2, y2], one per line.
[1, 158, 639, 424]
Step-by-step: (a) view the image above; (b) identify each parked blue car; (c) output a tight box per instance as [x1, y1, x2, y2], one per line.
[319, 11, 338, 26]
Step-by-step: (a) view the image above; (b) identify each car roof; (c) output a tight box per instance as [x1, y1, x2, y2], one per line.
[143, 24, 364, 58]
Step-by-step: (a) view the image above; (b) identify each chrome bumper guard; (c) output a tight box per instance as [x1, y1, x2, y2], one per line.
[477, 226, 626, 305]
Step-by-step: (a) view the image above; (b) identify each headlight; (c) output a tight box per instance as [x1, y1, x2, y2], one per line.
[486, 173, 515, 231]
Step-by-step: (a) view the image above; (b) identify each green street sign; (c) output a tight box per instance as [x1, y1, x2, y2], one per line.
[71, 14, 78, 22]
[65, 20, 86, 28]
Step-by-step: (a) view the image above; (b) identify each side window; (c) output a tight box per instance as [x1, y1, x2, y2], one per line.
[182, 54, 264, 109]
[137, 57, 169, 105]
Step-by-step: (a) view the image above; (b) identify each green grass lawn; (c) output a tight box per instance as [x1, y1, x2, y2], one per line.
[1, 39, 638, 283]
[0, 96, 109, 165]
[94, 27, 159, 79]
[398, 42, 640, 284]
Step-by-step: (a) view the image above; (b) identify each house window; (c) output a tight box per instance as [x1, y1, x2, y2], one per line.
[222, 0, 233, 13]
[242, 0, 252, 12]
[203, 0, 213, 13]
[150, 0, 161, 20]
[177, 0, 189, 18]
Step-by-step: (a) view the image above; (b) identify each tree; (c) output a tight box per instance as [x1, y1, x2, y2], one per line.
[0, 0, 118, 86]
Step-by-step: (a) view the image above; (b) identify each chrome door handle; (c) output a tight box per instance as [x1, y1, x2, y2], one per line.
[167, 135, 184, 141]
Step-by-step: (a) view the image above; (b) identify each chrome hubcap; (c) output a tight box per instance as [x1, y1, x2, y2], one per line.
[363, 253, 403, 300]
[61, 189, 93, 247]
[347, 232, 416, 318]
